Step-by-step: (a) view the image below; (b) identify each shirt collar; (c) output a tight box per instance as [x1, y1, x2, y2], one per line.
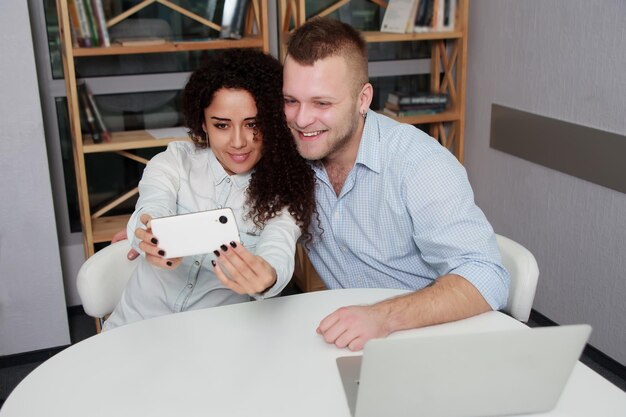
[354, 109, 382, 174]
[207, 148, 251, 189]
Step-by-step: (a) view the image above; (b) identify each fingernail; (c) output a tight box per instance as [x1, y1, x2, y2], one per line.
[220, 244, 228, 251]
[230, 241, 237, 248]
[166, 261, 172, 266]
[211, 260, 216, 267]
[158, 250, 165, 256]
[151, 237, 158, 244]
[213, 250, 220, 257]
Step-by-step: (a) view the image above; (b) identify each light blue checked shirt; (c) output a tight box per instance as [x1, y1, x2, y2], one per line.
[307, 110, 509, 309]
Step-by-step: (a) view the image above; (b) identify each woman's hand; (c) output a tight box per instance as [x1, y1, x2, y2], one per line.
[135, 213, 182, 270]
[212, 241, 277, 295]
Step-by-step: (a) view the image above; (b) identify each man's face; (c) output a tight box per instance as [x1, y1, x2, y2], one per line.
[283, 55, 362, 162]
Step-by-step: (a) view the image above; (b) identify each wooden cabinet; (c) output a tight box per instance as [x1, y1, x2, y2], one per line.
[55, 0, 270, 257]
[279, 0, 469, 292]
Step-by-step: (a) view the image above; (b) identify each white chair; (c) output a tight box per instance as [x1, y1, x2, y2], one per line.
[76, 240, 138, 331]
[495, 234, 539, 322]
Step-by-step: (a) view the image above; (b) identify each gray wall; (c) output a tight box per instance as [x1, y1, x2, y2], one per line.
[465, 0, 626, 364]
[0, 1, 70, 355]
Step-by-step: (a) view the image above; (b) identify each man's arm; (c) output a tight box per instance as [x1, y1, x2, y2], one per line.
[317, 274, 491, 351]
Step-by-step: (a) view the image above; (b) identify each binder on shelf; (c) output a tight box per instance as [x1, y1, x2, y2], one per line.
[219, 0, 250, 39]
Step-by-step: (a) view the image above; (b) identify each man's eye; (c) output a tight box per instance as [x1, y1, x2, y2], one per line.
[316, 102, 330, 107]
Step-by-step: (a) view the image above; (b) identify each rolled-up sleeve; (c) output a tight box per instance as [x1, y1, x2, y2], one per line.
[127, 143, 181, 254]
[250, 209, 301, 300]
[405, 149, 510, 310]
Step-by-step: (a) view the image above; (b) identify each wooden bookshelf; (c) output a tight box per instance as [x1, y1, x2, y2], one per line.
[56, 0, 269, 257]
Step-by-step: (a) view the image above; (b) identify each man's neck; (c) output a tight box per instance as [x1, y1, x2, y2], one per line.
[322, 117, 365, 196]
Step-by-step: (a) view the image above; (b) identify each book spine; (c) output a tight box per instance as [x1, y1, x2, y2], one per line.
[77, 81, 102, 143]
[73, 0, 93, 47]
[84, 83, 110, 142]
[67, 0, 82, 47]
[83, 0, 100, 46]
[90, 0, 110, 47]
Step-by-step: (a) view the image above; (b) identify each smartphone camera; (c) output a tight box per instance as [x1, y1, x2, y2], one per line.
[219, 215, 228, 224]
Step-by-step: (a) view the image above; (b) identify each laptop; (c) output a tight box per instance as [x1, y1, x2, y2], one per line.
[336, 324, 591, 417]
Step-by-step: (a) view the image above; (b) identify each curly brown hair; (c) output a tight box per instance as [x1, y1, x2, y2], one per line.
[181, 49, 316, 240]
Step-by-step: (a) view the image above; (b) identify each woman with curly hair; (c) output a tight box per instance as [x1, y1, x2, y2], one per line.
[103, 49, 316, 330]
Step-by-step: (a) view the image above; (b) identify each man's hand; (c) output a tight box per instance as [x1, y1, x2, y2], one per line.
[134, 214, 182, 270]
[111, 229, 139, 260]
[212, 241, 277, 295]
[316, 304, 391, 351]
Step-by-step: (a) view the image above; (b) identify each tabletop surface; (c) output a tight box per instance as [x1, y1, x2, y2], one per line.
[2, 288, 625, 417]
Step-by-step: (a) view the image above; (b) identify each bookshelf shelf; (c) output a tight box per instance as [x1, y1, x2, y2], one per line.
[82, 130, 190, 153]
[361, 30, 462, 43]
[72, 37, 266, 57]
[279, 0, 469, 293]
[56, 0, 269, 257]
[92, 214, 131, 243]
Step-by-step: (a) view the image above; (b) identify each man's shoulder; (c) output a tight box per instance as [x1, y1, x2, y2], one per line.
[372, 112, 451, 162]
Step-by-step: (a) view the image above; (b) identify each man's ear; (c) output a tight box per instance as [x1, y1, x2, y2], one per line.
[358, 82, 374, 114]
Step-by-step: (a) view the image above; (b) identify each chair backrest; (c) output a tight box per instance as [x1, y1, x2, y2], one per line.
[76, 240, 138, 319]
[495, 234, 539, 322]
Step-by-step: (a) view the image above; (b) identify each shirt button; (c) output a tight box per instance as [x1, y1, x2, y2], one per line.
[187, 284, 193, 289]
[217, 204, 223, 209]
[194, 261, 200, 266]
[226, 178, 231, 183]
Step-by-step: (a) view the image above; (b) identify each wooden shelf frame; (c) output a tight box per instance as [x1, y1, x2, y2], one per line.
[55, 0, 270, 257]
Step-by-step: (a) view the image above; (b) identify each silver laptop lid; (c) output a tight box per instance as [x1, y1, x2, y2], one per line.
[337, 324, 591, 417]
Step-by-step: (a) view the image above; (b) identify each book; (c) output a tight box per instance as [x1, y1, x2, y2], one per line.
[113, 37, 167, 46]
[84, 82, 111, 142]
[67, 0, 82, 47]
[387, 91, 449, 106]
[380, 0, 419, 34]
[77, 80, 104, 143]
[73, 0, 93, 47]
[82, 0, 100, 46]
[220, 0, 250, 40]
[383, 106, 445, 118]
[384, 101, 448, 113]
[90, 0, 110, 47]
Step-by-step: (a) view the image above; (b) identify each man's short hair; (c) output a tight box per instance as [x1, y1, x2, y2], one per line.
[286, 17, 368, 89]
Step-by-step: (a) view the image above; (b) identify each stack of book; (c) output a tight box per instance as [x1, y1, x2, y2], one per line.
[382, 92, 449, 117]
[67, 0, 110, 47]
[77, 80, 110, 144]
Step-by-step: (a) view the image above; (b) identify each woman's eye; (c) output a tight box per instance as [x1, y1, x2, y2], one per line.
[284, 98, 297, 106]
[246, 121, 258, 129]
[214, 123, 228, 129]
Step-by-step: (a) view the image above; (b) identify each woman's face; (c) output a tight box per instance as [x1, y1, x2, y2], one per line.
[202, 88, 263, 175]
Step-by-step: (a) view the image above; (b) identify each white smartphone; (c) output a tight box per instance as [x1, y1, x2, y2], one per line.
[150, 208, 241, 259]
